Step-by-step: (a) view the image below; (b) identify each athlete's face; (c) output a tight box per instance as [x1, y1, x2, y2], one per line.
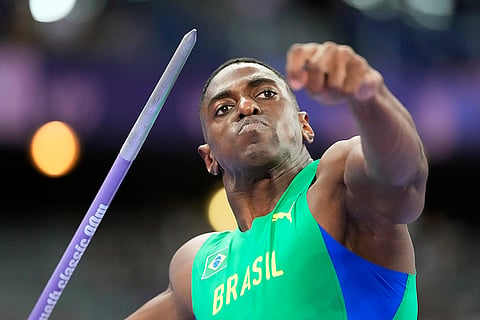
[198, 62, 313, 175]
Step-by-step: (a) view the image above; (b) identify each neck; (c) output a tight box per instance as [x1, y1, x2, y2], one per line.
[223, 153, 313, 231]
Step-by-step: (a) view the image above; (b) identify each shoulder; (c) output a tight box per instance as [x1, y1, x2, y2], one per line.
[314, 136, 421, 273]
[169, 232, 218, 281]
[313, 136, 360, 182]
[168, 232, 218, 314]
[170, 232, 217, 269]
[306, 137, 359, 235]
[322, 136, 360, 160]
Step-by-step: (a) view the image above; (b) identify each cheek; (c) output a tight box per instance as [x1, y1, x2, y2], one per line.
[207, 121, 231, 142]
[288, 127, 302, 145]
[208, 127, 235, 154]
[278, 119, 302, 144]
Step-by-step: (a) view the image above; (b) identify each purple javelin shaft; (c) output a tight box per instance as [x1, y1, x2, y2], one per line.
[28, 29, 197, 320]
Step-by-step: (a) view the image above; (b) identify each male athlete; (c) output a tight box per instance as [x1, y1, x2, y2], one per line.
[126, 41, 428, 319]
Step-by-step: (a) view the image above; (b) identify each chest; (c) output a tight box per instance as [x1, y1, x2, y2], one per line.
[191, 199, 346, 319]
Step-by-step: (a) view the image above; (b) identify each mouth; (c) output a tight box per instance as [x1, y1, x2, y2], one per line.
[238, 120, 268, 135]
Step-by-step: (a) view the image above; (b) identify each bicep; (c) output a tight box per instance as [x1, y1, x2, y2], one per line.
[344, 137, 426, 224]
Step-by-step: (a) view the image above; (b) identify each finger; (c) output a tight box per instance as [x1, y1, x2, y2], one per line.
[286, 43, 318, 90]
[343, 53, 371, 96]
[343, 56, 365, 96]
[326, 45, 352, 90]
[302, 43, 333, 93]
[302, 52, 327, 93]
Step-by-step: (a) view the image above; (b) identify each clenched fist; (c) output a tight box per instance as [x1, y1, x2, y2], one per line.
[286, 42, 384, 105]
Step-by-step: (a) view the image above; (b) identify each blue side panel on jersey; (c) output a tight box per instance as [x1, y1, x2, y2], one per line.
[319, 226, 408, 320]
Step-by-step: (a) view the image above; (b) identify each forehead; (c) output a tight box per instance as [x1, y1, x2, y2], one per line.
[204, 62, 285, 101]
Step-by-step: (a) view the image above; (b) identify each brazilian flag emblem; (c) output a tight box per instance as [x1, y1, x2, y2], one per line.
[201, 246, 229, 279]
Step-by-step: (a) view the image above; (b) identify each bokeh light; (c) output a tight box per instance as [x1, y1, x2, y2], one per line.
[29, 0, 77, 23]
[207, 187, 237, 231]
[30, 121, 80, 177]
[2, 1, 480, 318]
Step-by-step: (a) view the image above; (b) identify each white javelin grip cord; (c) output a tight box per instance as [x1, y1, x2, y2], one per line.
[28, 29, 197, 320]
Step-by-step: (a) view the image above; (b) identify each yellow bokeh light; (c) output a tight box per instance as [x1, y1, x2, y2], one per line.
[207, 187, 237, 231]
[30, 121, 80, 177]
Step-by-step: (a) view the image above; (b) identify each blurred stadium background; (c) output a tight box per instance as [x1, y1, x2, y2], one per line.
[1, 0, 479, 319]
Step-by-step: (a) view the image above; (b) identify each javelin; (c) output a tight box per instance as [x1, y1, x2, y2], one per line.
[28, 28, 197, 320]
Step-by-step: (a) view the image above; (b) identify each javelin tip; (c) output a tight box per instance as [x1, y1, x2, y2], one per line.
[184, 28, 197, 44]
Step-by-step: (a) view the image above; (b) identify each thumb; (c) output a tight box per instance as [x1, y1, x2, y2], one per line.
[354, 70, 383, 101]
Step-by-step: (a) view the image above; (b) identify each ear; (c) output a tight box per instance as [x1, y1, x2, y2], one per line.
[298, 111, 314, 144]
[198, 144, 220, 176]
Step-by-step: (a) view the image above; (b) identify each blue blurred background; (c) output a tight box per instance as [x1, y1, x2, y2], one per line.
[1, 0, 479, 319]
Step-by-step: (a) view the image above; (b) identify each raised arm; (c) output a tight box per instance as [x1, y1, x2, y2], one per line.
[286, 42, 428, 224]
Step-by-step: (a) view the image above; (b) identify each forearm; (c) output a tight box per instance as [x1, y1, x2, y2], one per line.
[285, 41, 427, 186]
[348, 84, 427, 186]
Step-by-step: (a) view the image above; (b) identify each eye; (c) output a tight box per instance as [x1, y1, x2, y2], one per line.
[215, 104, 233, 116]
[256, 89, 277, 99]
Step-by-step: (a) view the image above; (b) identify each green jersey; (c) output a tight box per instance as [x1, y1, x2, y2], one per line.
[191, 160, 417, 319]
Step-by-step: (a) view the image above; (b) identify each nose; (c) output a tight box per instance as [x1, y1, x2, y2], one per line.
[238, 97, 261, 119]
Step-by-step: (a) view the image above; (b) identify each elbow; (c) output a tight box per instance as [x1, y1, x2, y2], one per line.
[398, 167, 429, 225]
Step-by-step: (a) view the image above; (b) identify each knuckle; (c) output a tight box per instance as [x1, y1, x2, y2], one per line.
[372, 70, 384, 85]
[323, 41, 337, 47]
[288, 42, 315, 55]
[357, 55, 368, 65]
[338, 44, 354, 54]
[288, 43, 303, 53]
[349, 55, 368, 70]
